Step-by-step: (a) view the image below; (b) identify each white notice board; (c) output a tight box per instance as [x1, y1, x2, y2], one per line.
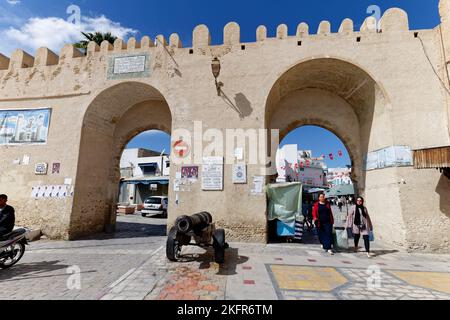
[202, 157, 224, 191]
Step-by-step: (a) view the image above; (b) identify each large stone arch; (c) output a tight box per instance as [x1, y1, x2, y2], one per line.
[266, 58, 390, 190]
[264, 58, 406, 246]
[70, 82, 172, 239]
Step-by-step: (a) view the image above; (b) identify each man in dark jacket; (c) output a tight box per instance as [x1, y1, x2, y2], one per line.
[0, 194, 15, 237]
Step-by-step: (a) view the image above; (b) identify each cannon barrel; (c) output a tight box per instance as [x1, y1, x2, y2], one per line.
[175, 212, 213, 234]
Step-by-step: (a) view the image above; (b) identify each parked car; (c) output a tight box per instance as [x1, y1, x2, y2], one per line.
[142, 196, 168, 218]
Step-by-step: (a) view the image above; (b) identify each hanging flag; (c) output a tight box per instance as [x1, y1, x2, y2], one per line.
[329, 154, 334, 160]
[338, 150, 343, 157]
[306, 160, 310, 166]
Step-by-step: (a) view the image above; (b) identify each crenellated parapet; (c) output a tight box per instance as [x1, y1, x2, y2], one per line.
[0, 7, 429, 76]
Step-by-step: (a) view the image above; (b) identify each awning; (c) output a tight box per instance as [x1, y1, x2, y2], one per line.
[325, 184, 355, 197]
[413, 146, 450, 169]
[121, 179, 169, 185]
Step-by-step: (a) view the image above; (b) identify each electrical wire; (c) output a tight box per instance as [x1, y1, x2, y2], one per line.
[417, 33, 450, 96]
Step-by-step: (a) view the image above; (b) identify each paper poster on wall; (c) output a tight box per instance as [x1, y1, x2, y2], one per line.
[365, 146, 413, 171]
[202, 157, 224, 191]
[233, 164, 247, 184]
[251, 176, 265, 195]
[173, 179, 181, 192]
[181, 166, 199, 182]
[0, 109, 51, 145]
[52, 163, 61, 174]
[22, 155, 30, 165]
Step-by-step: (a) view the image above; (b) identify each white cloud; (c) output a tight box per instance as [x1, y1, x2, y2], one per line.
[0, 14, 137, 56]
[6, 0, 21, 5]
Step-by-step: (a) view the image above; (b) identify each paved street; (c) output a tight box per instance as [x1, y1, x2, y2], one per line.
[0, 213, 167, 300]
[1, 212, 449, 300]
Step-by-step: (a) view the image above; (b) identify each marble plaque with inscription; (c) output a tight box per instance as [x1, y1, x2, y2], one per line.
[113, 55, 146, 74]
[107, 53, 151, 80]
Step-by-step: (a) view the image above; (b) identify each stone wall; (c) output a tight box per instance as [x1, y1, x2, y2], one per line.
[0, 4, 449, 251]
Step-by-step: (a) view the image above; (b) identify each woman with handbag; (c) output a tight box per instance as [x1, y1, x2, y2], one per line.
[312, 194, 335, 255]
[346, 197, 374, 258]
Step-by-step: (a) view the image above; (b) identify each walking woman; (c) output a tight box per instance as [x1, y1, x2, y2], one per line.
[312, 194, 335, 255]
[346, 197, 374, 258]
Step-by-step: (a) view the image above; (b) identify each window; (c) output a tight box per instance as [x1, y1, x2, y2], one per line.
[140, 163, 158, 176]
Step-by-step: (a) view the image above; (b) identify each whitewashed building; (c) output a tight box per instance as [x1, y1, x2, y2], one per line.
[119, 148, 170, 205]
[276, 145, 328, 188]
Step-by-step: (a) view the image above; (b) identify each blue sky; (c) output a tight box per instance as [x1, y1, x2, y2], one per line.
[0, 0, 440, 55]
[0, 0, 441, 168]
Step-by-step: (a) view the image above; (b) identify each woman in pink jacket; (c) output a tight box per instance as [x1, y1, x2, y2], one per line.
[346, 197, 374, 258]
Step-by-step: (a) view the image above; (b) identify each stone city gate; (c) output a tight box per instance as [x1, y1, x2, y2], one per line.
[0, 2, 450, 252]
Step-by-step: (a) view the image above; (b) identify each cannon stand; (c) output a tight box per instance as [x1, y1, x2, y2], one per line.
[166, 221, 229, 264]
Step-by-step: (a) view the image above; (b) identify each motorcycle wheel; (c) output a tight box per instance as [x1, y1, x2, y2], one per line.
[0, 243, 26, 269]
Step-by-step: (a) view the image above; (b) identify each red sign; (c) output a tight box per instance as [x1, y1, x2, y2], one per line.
[173, 140, 190, 158]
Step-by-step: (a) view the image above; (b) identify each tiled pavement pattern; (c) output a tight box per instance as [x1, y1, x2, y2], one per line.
[1, 213, 449, 300]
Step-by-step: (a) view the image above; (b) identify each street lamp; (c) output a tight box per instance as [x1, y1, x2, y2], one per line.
[211, 57, 223, 96]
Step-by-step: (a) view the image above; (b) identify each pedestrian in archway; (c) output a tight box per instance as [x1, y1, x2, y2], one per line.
[338, 199, 343, 213]
[312, 194, 335, 255]
[346, 197, 374, 258]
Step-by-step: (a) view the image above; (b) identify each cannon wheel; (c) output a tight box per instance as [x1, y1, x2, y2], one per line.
[213, 229, 226, 264]
[166, 227, 181, 262]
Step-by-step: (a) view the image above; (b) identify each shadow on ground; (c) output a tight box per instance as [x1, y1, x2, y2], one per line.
[173, 247, 249, 276]
[79, 220, 167, 240]
[0, 260, 95, 282]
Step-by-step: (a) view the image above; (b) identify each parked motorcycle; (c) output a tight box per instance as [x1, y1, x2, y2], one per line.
[0, 228, 29, 269]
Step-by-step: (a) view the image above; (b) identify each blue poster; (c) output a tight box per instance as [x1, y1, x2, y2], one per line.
[0, 109, 51, 145]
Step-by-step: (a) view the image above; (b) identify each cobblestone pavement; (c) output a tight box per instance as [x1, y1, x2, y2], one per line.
[0, 214, 167, 300]
[1, 213, 449, 300]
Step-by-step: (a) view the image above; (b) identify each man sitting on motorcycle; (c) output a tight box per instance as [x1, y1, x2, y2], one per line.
[0, 194, 15, 238]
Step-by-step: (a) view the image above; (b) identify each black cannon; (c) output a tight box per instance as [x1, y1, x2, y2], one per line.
[166, 212, 229, 264]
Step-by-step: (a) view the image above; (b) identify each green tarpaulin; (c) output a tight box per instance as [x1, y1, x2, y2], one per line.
[325, 184, 355, 197]
[267, 182, 303, 224]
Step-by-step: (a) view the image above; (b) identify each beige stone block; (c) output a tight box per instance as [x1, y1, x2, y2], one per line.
[380, 8, 409, 32]
[277, 24, 288, 39]
[87, 41, 100, 54]
[0, 53, 10, 70]
[59, 44, 83, 60]
[141, 36, 154, 48]
[224, 22, 240, 45]
[361, 16, 378, 33]
[318, 21, 331, 35]
[256, 25, 267, 42]
[9, 49, 34, 69]
[339, 18, 354, 34]
[127, 37, 140, 50]
[35, 47, 59, 66]
[296, 22, 309, 37]
[169, 33, 182, 48]
[114, 39, 126, 51]
[155, 34, 167, 47]
[193, 25, 210, 48]
[100, 40, 113, 53]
